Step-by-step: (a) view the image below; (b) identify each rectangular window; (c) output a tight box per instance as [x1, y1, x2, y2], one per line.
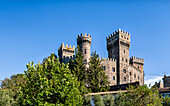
[84, 49, 86, 54]
[123, 69, 126, 73]
[124, 77, 126, 81]
[112, 68, 115, 72]
[113, 76, 115, 80]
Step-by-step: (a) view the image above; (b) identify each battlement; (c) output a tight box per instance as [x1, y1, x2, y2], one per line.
[98, 57, 116, 62]
[77, 33, 92, 44]
[77, 33, 91, 38]
[106, 28, 130, 40]
[130, 56, 144, 64]
[58, 43, 75, 51]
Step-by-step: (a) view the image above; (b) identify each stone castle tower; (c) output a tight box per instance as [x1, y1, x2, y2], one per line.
[58, 43, 75, 63]
[107, 29, 131, 84]
[77, 33, 91, 64]
[58, 28, 144, 86]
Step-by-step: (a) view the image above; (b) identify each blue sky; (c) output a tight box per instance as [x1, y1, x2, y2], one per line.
[0, 0, 170, 85]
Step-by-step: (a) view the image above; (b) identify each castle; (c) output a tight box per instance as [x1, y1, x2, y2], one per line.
[58, 29, 144, 86]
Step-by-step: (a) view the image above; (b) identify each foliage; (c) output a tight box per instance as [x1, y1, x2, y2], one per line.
[93, 94, 104, 106]
[86, 51, 110, 93]
[19, 53, 83, 105]
[115, 85, 162, 106]
[69, 46, 88, 94]
[83, 95, 92, 106]
[1, 74, 26, 90]
[103, 94, 115, 106]
[161, 95, 170, 106]
[0, 89, 17, 106]
[0, 74, 26, 105]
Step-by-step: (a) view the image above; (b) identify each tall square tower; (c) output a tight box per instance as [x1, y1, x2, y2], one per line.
[107, 29, 131, 85]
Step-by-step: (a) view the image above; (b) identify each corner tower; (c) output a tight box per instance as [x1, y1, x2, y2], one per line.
[58, 43, 75, 63]
[77, 33, 91, 64]
[107, 29, 130, 85]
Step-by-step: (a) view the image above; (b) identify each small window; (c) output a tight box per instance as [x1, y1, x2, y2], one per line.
[134, 74, 136, 78]
[103, 66, 105, 70]
[130, 79, 132, 83]
[124, 49, 125, 53]
[121, 35, 123, 38]
[138, 66, 139, 69]
[84, 60, 87, 64]
[113, 76, 115, 80]
[123, 69, 126, 73]
[112, 68, 115, 72]
[129, 72, 131, 76]
[84, 49, 86, 54]
[127, 38, 129, 40]
[124, 77, 126, 81]
[122, 58, 124, 61]
[126, 59, 127, 62]
[138, 76, 139, 80]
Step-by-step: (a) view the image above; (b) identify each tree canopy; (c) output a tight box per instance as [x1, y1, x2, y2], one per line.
[19, 53, 83, 105]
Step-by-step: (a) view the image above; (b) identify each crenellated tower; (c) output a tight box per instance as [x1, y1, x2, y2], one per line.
[77, 33, 91, 64]
[58, 43, 75, 63]
[130, 56, 144, 71]
[107, 28, 131, 85]
[130, 56, 144, 85]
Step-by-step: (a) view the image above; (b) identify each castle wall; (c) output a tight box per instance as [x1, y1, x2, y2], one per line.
[100, 58, 117, 86]
[58, 28, 145, 88]
[128, 65, 144, 85]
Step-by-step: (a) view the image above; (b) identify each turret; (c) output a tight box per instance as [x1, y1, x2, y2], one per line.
[77, 33, 91, 64]
[130, 56, 144, 71]
[58, 43, 75, 63]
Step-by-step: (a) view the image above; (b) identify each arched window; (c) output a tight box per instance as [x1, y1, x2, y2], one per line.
[134, 74, 136, 78]
[129, 72, 131, 76]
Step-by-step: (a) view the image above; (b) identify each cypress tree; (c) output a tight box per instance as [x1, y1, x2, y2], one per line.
[69, 46, 88, 94]
[86, 51, 110, 93]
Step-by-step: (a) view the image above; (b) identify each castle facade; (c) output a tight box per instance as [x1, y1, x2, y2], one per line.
[58, 29, 144, 86]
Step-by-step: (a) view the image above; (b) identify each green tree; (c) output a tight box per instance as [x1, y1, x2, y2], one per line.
[0, 74, 26, 105]
[161, 95, 170, 106]
[86, 51, 110, 93]
[83, 95, 92, 106]
[0, 89, 17, 106]
[93, 94, 104, 106]
[69, 46, 88, 94]
[69, 46, 86, 82]
[115, 85, 162, 106]
[103, 94, 115, 106]
[19, 53, 83, 105]
[1, 74, 26, 90]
